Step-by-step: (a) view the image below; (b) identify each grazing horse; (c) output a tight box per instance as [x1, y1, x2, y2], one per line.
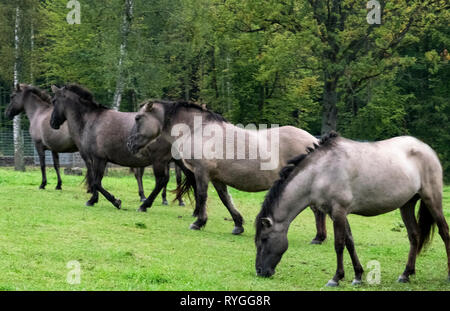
[49, 84, 187, 208]
[127, 100, 327, 241]
[255, 132, 450, 286]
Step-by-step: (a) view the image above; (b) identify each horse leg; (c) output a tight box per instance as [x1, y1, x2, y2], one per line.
[398, 196, 420, 283]
[310, 206, 327, 244]
[161, 164, 169, 205]
[175, 163, 185, 206]
[51, 151, 63, 190]
[212, 181, 244, 235]
[190, 172, 209, 231]
[133, 167, 146, 202]
[36, 143, 47, 189]
[138, 163, 169, 212]
[91, 158, 121, 209]
[326, 207, 347, 287]
[344, 219, 364, 285]
[421, 193, 450, 282]
[85, 160, 99, 206]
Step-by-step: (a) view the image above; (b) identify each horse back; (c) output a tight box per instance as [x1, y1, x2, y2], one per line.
[323, 136, 442, 215]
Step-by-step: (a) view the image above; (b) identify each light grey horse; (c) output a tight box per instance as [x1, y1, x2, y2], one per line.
[5, 84, 77, 190]
[127, 100, 327, 241]
[255, 132, 449, 286]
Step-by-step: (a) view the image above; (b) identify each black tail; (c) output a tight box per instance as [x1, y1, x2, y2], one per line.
[82, 168, 94, 193]
[417, 200, 436, 254]
[172, 160, 196, 207]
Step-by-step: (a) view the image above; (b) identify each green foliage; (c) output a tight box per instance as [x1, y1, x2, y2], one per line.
[0, 0, 448, 178]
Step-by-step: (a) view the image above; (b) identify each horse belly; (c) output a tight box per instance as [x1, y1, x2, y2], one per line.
[349, 185, 418, 216]
[212, 160, 277, 192]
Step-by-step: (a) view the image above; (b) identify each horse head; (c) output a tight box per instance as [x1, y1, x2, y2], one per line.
[5, 84, 26, 120]
[50, 85, 67, 129]
[127, 101, 165, 154]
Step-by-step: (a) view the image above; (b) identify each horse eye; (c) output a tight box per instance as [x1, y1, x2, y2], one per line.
[135, 115, 142, 121]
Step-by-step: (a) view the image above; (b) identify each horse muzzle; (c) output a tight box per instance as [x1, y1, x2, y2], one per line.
[5, 108, 17, 120]
[50, 119, 61, 130]
[256, 266, 275, 278]
[127, 136, 140, 155]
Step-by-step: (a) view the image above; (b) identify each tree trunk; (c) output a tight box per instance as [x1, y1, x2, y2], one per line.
[321, 72, 339, 135]
[13, 5, 25, 172]
[112, 0, 133, 111]
[30, 22, 34, 83]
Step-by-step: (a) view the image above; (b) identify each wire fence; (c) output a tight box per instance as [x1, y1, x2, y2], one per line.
[0, 130, 85, 167]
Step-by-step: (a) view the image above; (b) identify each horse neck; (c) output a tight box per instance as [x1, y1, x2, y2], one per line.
[23, 95, 48, 121]
[63, 101, 90, 135]
[272, 169, 312, 228]
[162, 110, 213, 142]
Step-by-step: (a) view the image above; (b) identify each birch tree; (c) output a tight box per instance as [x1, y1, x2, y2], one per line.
[13, 5, 25, 171]
[112, 0, 133, 111]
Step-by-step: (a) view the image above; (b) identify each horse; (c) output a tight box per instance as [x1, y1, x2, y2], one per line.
[127, 100, 327, 241]
[49, 84, 187, 209]
[4, 84, 177, 203]
[255, 132, 450, 286]
[5, 83, 77, 190]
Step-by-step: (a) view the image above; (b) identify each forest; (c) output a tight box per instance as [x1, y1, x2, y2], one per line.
[0, 0, 449, 180]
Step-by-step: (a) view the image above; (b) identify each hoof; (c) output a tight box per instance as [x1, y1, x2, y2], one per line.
[326, 279, 339, 287]
[85, 201, 95, 207]
[397, 275, 410, 283]
[232, 226, 244, 235]
[114, 200, 122, 210]
[179, 202, 185, 207]
[162, 200, 169, 206]
[310, 239, 323, 245]
[189, 223, 201, 230]
[352, 279, 362, 286]
[137, 206, 147, 212]
[39, 186, 46, 190]
[55, 186, 62, 191]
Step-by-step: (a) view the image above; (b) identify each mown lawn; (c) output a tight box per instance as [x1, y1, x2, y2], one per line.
[0, 167, 449, 291]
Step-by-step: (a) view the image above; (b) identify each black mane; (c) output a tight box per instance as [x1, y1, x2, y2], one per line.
[64, 84, 109, 110]
[148, 99, 228, 127]
[22, 85, 52, 105]
[255, 131, 340, 237]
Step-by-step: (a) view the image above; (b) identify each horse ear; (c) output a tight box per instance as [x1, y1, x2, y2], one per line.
[51, 85, 60, 93]
[261, 217, 273, 228]
[144, 102, 153, 112]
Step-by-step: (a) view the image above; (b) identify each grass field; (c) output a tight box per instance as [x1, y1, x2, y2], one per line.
[0, 167, 449, 291]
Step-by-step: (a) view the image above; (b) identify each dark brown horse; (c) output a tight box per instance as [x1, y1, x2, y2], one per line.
[255, 132, 449, 286]
[5, 84, 180, 204]
[49, 84, 187, 209]
[127, 100, 327, 241]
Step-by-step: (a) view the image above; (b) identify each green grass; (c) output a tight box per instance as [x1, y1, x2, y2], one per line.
[0, 167, 449, 291]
